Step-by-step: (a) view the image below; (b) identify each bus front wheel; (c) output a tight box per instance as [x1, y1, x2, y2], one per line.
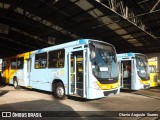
[54, 82, 65, 100]
[13, 79, 18, 89]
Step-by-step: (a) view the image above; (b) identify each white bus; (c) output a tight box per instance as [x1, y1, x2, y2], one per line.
[117, 53, 150, 90]
[2, 39, 120, 99]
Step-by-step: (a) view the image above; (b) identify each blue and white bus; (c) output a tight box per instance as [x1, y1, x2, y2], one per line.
[117, 53, 150, 90]
[2, 39, 120, 99]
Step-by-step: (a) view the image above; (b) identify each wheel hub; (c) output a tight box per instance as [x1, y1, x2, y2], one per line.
[56, 86, 64, 97]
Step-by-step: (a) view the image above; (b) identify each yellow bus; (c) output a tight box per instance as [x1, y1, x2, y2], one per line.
[148, 57, 158, 87]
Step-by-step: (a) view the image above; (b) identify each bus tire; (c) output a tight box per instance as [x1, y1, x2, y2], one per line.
[54, 82, 65, 100]
[13, 78, 18, 89]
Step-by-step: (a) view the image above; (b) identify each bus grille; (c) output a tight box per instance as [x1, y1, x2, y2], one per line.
[103, 89, 118, 96]
[144, 85, 150, 89]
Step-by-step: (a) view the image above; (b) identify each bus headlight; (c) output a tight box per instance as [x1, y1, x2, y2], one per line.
[93, 82, 101, 90]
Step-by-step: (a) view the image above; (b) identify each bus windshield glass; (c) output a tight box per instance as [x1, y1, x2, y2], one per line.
[135, 54, 149, 79]
[89, 41, 118, 80]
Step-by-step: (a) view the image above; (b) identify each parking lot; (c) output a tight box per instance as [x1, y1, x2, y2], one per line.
[0, 84, 159, 120]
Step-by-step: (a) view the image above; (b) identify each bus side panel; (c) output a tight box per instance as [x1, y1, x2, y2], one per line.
[29, 68, 52, 91]
[29, 68, 67, 92]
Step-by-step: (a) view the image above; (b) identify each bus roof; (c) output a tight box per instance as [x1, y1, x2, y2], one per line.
[3, 39, 115, 59]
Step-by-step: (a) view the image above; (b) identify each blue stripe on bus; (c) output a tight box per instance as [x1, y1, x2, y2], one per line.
[79, 39, 87, 44]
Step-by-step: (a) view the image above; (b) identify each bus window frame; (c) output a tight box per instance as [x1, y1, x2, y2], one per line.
[35, 52, 47, 69]
[48, 49, 65, 68]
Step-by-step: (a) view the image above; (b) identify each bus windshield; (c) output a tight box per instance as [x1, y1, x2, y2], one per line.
[89, 41, 119, 80]
[135, 54, 150, 79]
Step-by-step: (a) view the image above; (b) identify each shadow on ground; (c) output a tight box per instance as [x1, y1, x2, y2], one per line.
[0, 99, 120, 120]
[0, 82, 6, 88]
[120, 89, 136, 93]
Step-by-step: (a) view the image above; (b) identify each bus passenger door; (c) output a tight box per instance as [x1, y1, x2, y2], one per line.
[118, 61, 123, 88]
[26, 58, 31, 87]
[68, 50, 87, 98]
[120, 60, 132, 89]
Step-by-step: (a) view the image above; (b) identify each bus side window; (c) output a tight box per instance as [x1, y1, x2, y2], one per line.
[17, 57, 24, 69]
[2, 60, 7, 70]
[35, 52, 47, 69]
[11, 59, 17, 69]
[48, 49, 65, 68]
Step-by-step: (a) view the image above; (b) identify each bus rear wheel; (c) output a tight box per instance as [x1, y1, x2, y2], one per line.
[54, 82, 65, 100]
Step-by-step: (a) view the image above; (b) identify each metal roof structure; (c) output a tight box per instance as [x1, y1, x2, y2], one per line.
[0, 0, 160, 58]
